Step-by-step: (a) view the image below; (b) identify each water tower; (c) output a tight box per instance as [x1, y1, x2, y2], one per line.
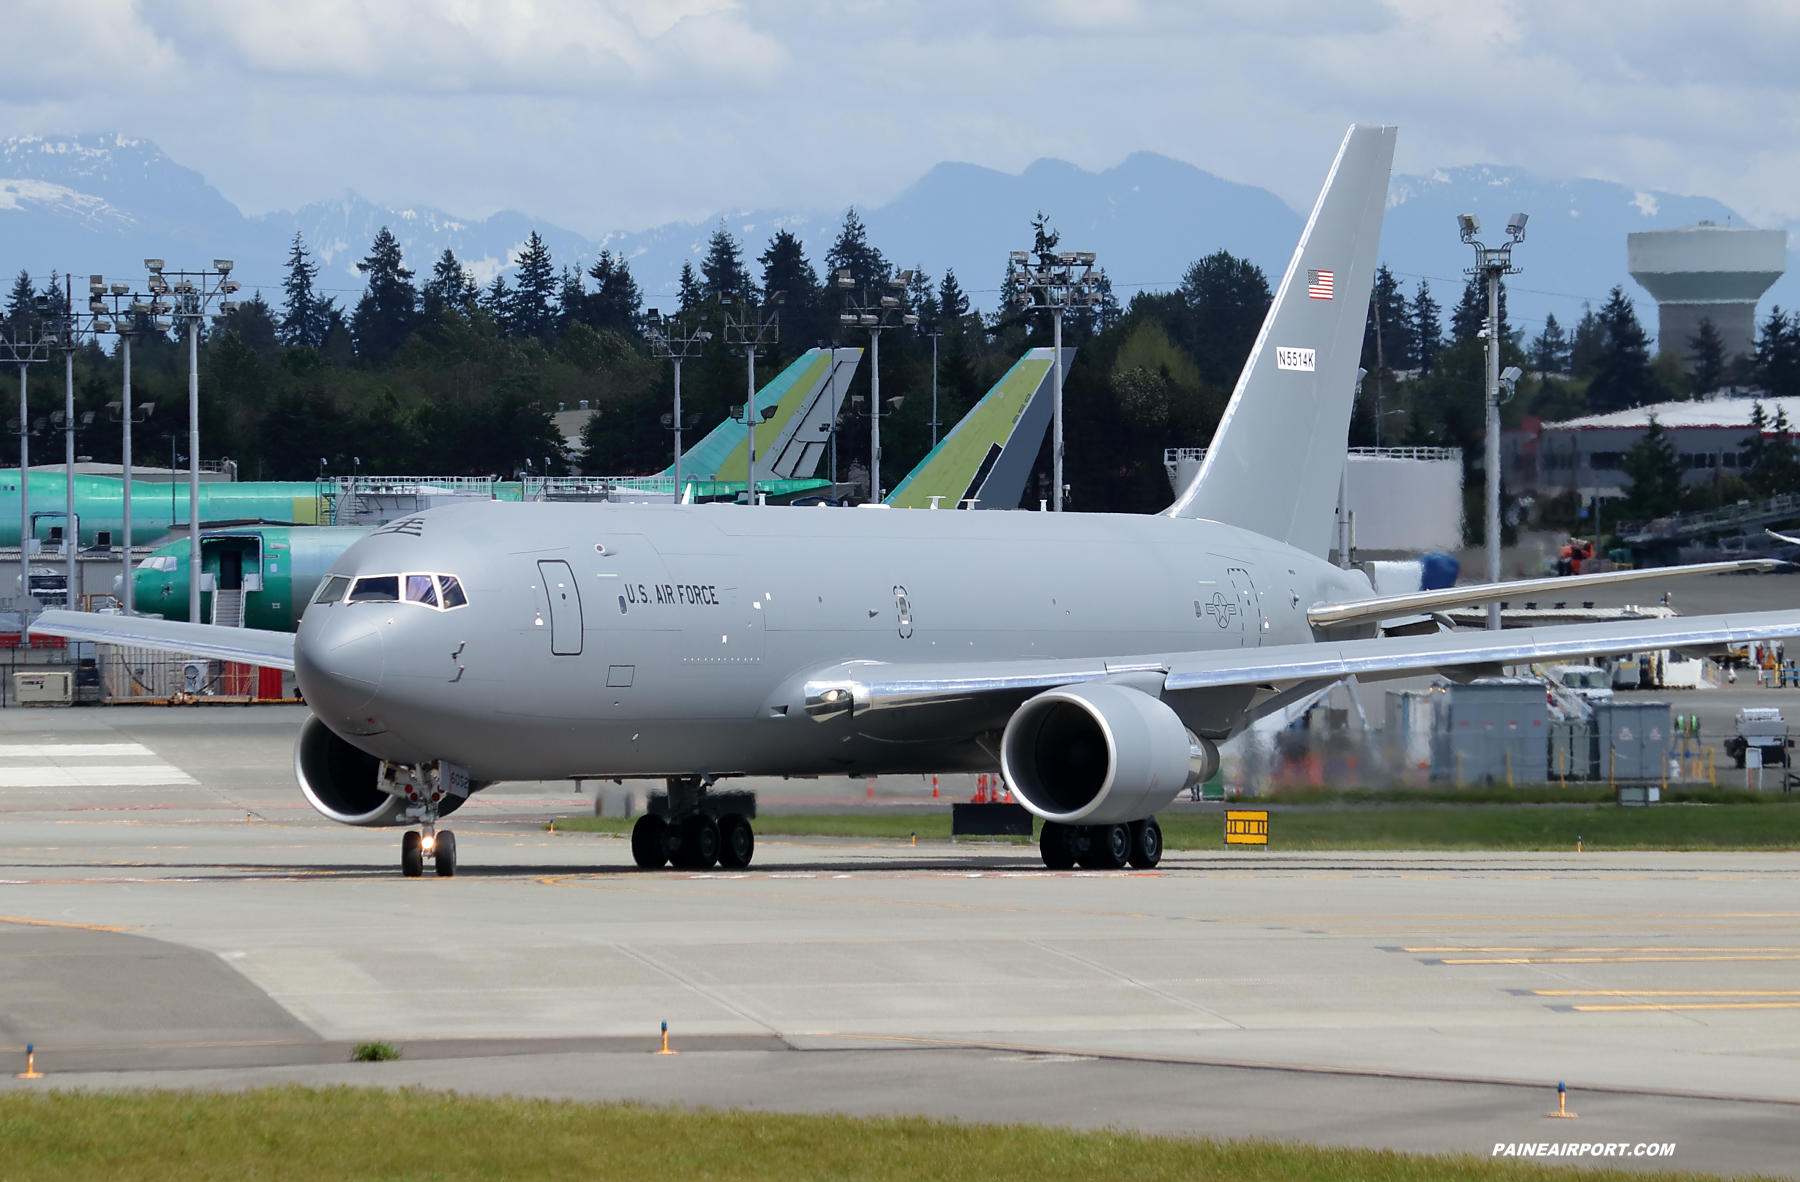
[1628, 223, 1786, 363]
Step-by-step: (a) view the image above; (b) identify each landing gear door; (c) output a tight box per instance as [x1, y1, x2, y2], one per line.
[536, 560, 584, 656]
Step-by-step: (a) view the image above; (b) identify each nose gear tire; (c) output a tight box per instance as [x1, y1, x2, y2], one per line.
[401, 830, 424, 878]
[434, 830, 457, 877]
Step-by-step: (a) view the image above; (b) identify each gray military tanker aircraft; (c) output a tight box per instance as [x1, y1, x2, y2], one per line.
[35, 124, 1800, 876]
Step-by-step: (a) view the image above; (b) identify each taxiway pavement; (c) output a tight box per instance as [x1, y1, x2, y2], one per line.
[1, 705, 1797, 1177]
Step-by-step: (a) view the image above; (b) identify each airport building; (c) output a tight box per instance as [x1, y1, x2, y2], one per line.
[1514, 396, 1800, 499]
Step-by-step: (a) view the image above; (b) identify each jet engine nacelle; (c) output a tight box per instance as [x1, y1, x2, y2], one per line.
[1000, 682, 1216, 825]
[294, 714, 465, 827]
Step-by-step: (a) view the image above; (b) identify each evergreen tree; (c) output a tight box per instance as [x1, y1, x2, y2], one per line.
[1755, 306, 1800, 397]
[580, 251, 642, 333]
[757, 230, 817, 305]
[1569, 302, 1606, 379]
[1362, 264, 1412, 373]
[1529, 313, 1570, 375]
[1689, 318, 1726, 396]
[223, 292, 280, 353]
[482, 275, 511, 334]
[700, 223, 748, 298]
[906, 266, 934, 324]
[677, 261, 702, 311]
[350, 227, 418, 361]
[1451, 275, 1510, 344]
[1175, 250, 1271, 388]
[1411, 281, 1443, 373]
[1743, 402, 1800, 496]
[279, 234, 334, 349]
[420, 249, 476, 320]
[508, 230, 558, 338]
[1585, 286, 1655, 414]
[825, 208, 888, 294]
[1620, 415, 1684, 518]
[6, 270, 35, 328]
[938, 268, 970, 322]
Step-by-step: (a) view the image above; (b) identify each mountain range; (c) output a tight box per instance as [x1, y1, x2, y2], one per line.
[1, 133, 1793, 347]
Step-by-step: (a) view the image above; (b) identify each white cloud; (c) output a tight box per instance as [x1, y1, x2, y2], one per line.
[0, 0, 1792, 237]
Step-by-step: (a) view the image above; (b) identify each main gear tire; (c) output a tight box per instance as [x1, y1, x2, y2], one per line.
[631, 815, 670, 868]
[1039, 820, 1077, 870]
[718, 814, 755, 869]
[1127, 817, 1162, 869]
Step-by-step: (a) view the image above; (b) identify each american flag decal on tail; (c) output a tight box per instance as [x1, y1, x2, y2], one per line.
[1307, 269, 1334, 299]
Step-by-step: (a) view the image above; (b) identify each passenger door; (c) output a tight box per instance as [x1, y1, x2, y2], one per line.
[536, 560, 584, 656]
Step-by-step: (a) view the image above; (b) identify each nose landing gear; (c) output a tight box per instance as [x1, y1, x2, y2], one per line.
[400, 823, 457, 877]
[389, 761, 464, 878]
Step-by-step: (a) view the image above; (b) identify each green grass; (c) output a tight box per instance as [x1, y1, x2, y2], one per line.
[549, 798, 1800, 852]
[350, 1042, 398, 1062]
[0, 1087, 1748, 1182]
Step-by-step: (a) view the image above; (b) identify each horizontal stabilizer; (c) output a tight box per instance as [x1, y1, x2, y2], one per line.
[1306, 559, 1781, 629]
[29, 610, 296, 670]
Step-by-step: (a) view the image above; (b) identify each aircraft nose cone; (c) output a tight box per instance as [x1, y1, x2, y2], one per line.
[298, 611, 385, 713]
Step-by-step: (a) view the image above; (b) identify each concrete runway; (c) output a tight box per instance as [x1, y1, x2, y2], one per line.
[2, 706, 1798, 1177]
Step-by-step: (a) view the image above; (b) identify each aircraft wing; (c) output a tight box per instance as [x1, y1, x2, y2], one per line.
[804, 609, 1800, 736]
[28, 610, 297, 671]
[1306, 559, 1780, 628]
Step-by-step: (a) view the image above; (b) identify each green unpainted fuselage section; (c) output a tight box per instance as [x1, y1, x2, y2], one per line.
[0, 471, 328, 546]
[134, 526, 371, 630]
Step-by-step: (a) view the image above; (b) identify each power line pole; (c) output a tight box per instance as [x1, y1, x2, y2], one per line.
[1458, 212, 1528, 630]
[148, 259, 238, 624]
[723, 291, 781, 505]
[1, 316, 54, 611]
[1007, 248, 1100, 512]
[836, 268, 917, 503]
[644, 309, 710, 501]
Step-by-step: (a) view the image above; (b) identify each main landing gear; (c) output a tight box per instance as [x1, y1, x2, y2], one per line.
[1039, 817, 1161, 870]
[630, 777, 756, 870]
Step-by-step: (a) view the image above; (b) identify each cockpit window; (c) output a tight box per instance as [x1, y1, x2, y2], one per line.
[313, 576, 351, 605]
[438, 575, 468, 609]
[405, 574, 439, 607]
[348, 575, 400, 603]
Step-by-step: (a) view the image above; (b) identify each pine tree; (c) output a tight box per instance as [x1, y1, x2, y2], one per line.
[482, 275, 511, 334]
[1690, 318, 1726, 396]
[350, 227, 418, 361]
[1451, 275, 1510, 344]
[938, 269, 970, 322]
[1570, 302, 1606, 379]
[1621, 415, 1684, 518]
[1362, 264, 1413, 373]
[1586, 286, 1655, 414]
[700, 223, 747, 298]
[509, 231, 557, 338]
[757, 230, 817, 305]
[1176, 251, 1272, 388]
[421, 249, 475, 320]
[825, 208, 888, 294]
[1530, 313, 1570, 375]
[1743, 402, 1800, 496]
[677, 261, 702, 311]
[6, 270, 35, 328]
[581, 251, 642, 333]
[1411, 281, 1442, 373]
[1755, 306, 1800, 397]
[279, 233, 334, 348]
[906, 266, 934, 325]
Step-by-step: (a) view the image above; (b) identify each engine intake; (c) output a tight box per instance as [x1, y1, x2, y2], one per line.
[1000, 682, 1215, 825]
[294, 714, 411, 826]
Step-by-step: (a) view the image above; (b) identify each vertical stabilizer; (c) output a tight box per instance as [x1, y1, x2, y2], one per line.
[1164, 125, 1396, 557]
[765, 348, 862, 479]
[885, 347, 1071, 509]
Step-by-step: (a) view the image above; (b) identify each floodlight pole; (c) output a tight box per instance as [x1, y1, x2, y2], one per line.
[646, 312, 708, 501]
[926, 327, 943, 447]
[151, 259, 238, 624]
[723, 295, 781, 506]
[91, 279, 153, 616]
[1459, 213, 1527, 631]
[62, 277, 76, 608]
[1007, 249, 1099, 512]
[3, 324, 53, 612]
[838, 270, 917, 503]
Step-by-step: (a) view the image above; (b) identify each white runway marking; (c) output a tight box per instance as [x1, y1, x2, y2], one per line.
[0, 766, 198, 787]
[0, 743, 155, 758]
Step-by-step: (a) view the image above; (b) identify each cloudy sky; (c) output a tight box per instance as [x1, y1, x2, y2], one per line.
[3, 1, 1793, 234]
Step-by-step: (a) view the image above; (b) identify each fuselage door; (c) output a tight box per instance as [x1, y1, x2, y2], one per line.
[537, 560, 584, 656]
